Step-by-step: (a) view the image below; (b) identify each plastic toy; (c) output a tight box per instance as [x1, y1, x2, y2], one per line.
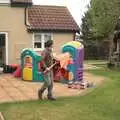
[21, 49, 43, 81]
[20, 41, 84, 84]
[52, 41, 84, 86]
[13, 65, 21, 77]
[61, 41, 84, 82]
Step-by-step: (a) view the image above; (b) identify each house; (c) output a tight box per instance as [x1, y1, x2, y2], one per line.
[0, 0, 79, 65]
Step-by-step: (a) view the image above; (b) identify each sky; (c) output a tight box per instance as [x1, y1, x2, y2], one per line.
[33, 0, 91, 26]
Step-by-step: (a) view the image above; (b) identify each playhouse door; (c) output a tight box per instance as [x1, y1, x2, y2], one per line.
[23, 68, 32, 81]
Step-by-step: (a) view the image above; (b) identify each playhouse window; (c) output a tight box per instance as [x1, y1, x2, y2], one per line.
[34, 33, 52, 49]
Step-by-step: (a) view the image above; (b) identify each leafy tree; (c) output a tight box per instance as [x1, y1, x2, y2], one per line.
[81, 0, 120, 60]
[81, 0, 120, 40]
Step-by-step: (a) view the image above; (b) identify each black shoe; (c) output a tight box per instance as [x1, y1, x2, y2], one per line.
[38, 89, 43, 100]
[47, 96, 56, 101]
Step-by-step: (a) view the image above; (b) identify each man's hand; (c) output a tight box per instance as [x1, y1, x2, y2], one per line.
[43, 67, 50, 74]
[46, 67, 50, 72]
[43, 63, 57, 74]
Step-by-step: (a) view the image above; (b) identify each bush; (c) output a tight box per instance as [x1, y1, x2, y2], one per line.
[84, 40, 109, 60]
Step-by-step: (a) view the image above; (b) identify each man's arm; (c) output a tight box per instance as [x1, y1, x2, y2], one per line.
[41, 50, 47, 71]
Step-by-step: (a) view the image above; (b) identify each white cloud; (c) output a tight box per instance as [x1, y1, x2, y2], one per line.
[33, 0, 90, 25]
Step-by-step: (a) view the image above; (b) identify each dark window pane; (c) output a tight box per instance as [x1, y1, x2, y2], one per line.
[34, 42, 41, 48]
[0, 34, 5, 47]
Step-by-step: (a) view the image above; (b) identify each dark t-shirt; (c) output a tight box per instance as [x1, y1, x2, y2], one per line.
[41, 48, 53, 71]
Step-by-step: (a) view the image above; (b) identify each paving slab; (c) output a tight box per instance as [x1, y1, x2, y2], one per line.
[0, 73, 105, 103]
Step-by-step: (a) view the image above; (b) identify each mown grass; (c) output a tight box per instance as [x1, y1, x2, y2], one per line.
[0, 68, 120, 120]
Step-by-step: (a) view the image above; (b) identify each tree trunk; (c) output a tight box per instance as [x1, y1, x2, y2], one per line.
[108, 35, 114, 63]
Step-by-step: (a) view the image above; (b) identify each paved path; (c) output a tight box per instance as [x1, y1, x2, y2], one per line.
[84, 64, 102, 70]
[0, 72, 105, 103]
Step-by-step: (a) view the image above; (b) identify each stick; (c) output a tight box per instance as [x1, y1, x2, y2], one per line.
[0, 112, 5, 120]
[43, 62, 57, 74]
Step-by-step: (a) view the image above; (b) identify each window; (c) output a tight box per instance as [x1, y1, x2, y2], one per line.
[33, 33, 52, 50]
[34, 34, 42, 48]
[44, 34, 52, 47]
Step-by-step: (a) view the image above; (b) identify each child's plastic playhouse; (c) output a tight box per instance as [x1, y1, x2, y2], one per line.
[20, 41, 84, 83]
[62, 41, 84, 82]
[21, 49, 44, 81]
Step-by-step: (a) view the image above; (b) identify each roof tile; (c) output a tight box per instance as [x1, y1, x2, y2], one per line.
[28, 5, 79, 32]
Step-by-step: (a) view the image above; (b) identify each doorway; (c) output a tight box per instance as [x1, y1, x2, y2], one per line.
[0, 33, 8, 65]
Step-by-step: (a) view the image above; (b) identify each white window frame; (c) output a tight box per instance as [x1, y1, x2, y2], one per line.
[33, 33, 53, 51]
[0, 0, 10, 4]
[0, 32, 8, 65]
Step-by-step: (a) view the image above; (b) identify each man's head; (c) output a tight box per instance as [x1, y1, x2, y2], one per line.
[45, 40, 53, 48]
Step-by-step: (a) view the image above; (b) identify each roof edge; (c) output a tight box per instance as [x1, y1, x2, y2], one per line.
[32, 4, 67, 8]
[27, 28, 80, 33]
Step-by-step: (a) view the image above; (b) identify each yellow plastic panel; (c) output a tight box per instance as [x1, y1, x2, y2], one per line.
[68, 72, 74, 80]
[23, 68, 32, 81]
[62, 41, 83, 49]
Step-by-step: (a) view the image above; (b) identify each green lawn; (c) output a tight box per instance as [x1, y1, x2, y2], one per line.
[0, 68, 120, 120]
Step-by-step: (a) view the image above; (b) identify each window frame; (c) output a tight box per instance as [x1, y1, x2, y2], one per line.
[33, 33, 53, 51]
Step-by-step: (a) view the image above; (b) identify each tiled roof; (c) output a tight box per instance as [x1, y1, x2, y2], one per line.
[28, 5, 80, 33]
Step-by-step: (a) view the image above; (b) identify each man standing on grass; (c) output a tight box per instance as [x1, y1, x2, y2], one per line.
[38, 40, 56, 100]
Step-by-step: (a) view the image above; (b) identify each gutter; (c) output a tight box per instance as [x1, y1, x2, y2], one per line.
[25, 7, 31, 28]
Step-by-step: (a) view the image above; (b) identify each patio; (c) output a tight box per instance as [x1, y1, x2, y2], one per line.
[0, 72, 104, 103]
